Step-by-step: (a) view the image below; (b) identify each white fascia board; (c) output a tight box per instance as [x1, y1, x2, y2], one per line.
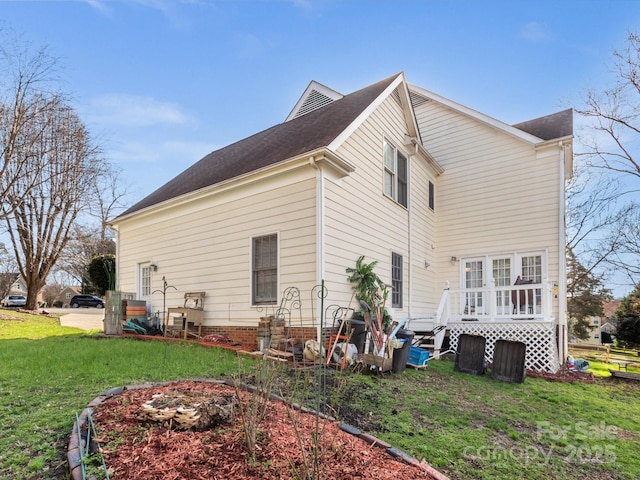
[328, 73, 405, 151]
[535, 136, 574, 180]
[416, 142, 444, 175]
[408, 83, 544, 145]
[397, 79, 421, 142]
[309, 148, 356, 182]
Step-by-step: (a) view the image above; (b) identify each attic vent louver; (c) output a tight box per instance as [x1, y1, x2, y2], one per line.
[293, 89, 336, 118]
[391, 87, 402, 105]
[410, 91, 430, 107]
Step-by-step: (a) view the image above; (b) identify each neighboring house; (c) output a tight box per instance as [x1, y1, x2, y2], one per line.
[110, 72, 572, 372]
[52, 286, 82, 307]
[601, 320, 617, 341]
[0, 273, 27, 297]
[571, 316, 602, 346]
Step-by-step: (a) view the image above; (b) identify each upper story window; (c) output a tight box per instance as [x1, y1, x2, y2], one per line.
[252, 233, 278, 305]
[428, 181, 435, 211]
[383, 139, 408, 207]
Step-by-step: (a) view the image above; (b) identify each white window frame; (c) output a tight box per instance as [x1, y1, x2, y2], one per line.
[460, 251, 547, 315]
[383, 139, 408, 207]
[138, 263, 152, 299]
[251, 233, 279, 306]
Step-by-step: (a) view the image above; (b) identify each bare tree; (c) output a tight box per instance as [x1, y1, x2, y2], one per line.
[572, 31, 640, 287]
[56, 223, 115, 287]
[575, 32, 640, 183]
[0, 32, 61, 220]
[2, 102, 103, 309]
[90, 163, 130, 241]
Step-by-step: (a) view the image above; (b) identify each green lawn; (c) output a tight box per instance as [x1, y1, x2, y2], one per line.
[1, 309, 639, 480]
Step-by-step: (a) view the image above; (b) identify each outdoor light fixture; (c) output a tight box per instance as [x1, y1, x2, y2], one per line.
[150, 262, 158, 272]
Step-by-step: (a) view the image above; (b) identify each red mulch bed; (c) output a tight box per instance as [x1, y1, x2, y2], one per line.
[92, 381, 438, 480]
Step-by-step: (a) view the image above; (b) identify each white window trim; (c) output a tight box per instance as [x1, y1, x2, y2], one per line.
[250, 232, 280, 306]
[383, 138, 409, 208]
[138, 262, 153, 300]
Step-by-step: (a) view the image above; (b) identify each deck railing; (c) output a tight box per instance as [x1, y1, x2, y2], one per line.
[442, 278, 553, 323]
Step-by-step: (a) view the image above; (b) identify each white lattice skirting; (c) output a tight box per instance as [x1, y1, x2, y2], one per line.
[448, 322, 560, 373]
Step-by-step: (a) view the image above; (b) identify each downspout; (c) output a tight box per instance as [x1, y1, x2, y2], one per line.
[558, 141, 568, 364]
[407, 142, 420, 318]
[310, 156, 324, 343]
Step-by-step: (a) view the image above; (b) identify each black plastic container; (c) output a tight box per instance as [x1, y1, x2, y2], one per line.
[347, 318, 367, 354]
[392, 328, 415, 373]
[491, 340, 526, 383]
[455, 334, 487, 375]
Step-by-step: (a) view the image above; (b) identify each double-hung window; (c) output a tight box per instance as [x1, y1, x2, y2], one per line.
[383, 140, 408, 207]
[252, 234, 278, 305]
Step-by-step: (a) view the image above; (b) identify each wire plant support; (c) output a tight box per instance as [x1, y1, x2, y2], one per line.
[152, 276, 177, 332]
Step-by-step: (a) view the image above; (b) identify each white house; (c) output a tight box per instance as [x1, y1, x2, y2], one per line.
[110, 72, 572, 372]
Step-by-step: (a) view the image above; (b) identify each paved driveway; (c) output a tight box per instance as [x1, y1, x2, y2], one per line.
[53, 307, 105, 331]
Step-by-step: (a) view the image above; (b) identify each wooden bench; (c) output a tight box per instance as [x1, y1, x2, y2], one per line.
[612, 360, 633, 371]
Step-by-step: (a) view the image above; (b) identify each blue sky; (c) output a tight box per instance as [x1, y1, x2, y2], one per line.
[2, 0, 638, 200]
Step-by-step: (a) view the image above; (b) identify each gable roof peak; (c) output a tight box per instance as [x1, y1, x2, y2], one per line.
[286, 80, 344, 121]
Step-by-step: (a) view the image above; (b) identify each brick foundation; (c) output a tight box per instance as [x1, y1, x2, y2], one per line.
[201, 325, 338, 350]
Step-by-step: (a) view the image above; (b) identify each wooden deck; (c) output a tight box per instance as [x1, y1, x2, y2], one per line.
[609, 369, 640, 381]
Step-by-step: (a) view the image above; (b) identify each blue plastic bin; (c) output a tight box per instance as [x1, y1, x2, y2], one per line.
[408, 346, 430, 366]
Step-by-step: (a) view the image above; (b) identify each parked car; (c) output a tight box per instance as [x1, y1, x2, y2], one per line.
[2, 295, 27, 308]
[70, 295, 105, 309]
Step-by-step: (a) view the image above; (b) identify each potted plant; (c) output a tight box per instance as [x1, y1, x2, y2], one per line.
[346, 256, 391, 352]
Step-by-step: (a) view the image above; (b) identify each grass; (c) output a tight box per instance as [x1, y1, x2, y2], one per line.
[1, 309, 640, 479]
[0, 309, 243, 480]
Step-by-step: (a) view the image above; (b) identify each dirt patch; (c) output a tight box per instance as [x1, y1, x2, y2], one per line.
[526, 369, 596, 383]
[91, 380, 439, 480]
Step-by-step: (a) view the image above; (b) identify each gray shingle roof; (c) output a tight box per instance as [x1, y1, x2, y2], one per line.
[513, 108, 573, 141]
[118, 74, 400, 218]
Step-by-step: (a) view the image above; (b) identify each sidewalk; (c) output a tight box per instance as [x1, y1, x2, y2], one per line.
[59, 311, 105, 331]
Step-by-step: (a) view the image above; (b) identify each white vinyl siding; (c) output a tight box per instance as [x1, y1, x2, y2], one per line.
[115, 171, 317, 325]
[323, 94, 438, 318]
[414, 99, 561, 321]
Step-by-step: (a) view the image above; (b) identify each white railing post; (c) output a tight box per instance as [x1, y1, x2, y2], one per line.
[433, 282, 450, 358]
[489, 277, 496, 320]
[543, 275, 552, 319]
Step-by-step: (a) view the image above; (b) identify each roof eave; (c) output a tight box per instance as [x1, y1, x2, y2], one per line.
[408, 83, 544, 145]
[110, 147, 354, 226]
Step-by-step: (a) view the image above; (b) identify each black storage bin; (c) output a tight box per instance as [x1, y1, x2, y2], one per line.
[491, 340, 526, 383]
[347, 319, 367, 354]
[392, 328, 415, 373]
[455, 334, 487, 375]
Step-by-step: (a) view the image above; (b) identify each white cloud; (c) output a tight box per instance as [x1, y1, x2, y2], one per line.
[520, 22, 554, 43]
[87, 93, 193, 127]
